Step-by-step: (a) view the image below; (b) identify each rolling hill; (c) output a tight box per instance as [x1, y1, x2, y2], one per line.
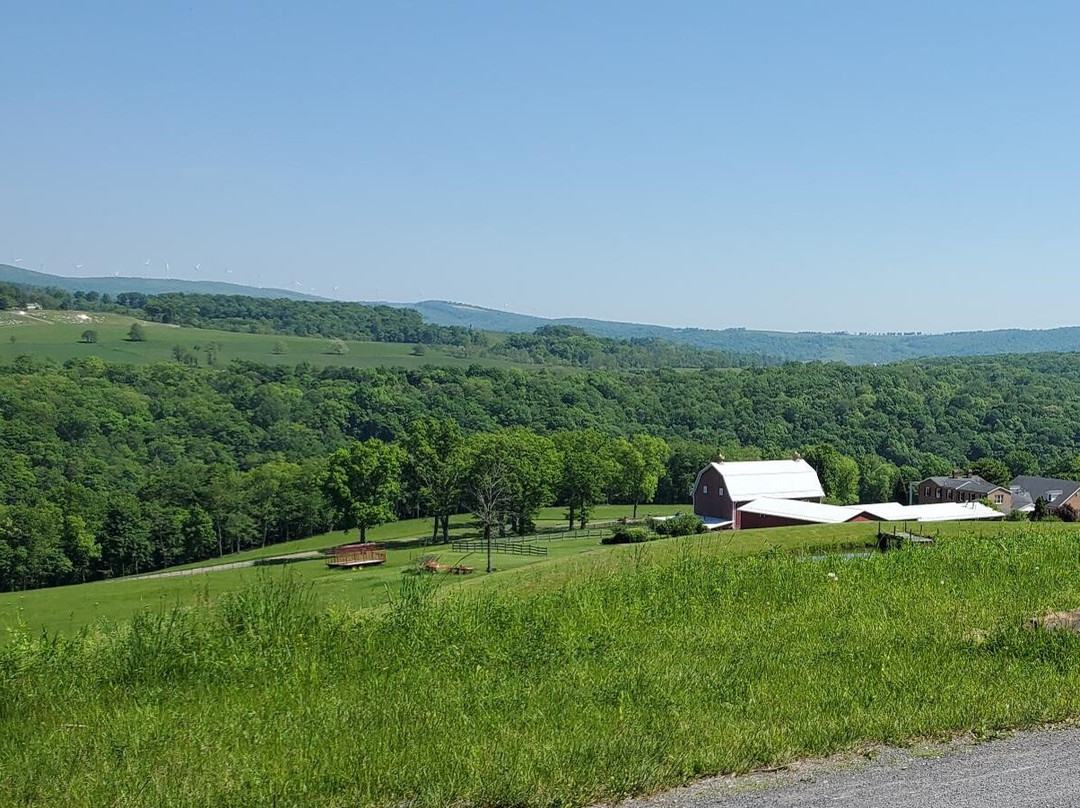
[0, 264, 324, 301]
[0, 311, 526, 371]
[8, 266, 1080, 363]
[402, 300, 1080, 364]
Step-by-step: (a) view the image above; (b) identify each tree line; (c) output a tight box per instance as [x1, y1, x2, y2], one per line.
[0, 411, 672, 591]
[4, 283, 779, 370]
[4, 352, 1080, 590]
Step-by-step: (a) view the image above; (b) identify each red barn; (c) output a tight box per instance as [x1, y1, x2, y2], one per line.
[691, 458, 826, 530]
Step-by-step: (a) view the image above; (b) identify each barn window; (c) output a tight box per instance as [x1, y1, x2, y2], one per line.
[702, 485, 708, 494]
[717, 487, 724, 496]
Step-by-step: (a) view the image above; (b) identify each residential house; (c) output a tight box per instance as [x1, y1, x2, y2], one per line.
[1010, 475, 1080, 516]
[914, 472, 1011, 511]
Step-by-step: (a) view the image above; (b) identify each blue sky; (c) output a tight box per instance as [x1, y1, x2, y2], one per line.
[3, 1, 1079, 333]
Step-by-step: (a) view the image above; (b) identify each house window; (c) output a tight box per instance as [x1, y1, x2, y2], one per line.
[924, 486, 931, 496]
[1047, 491, 1062, 504]
[936, 489, 942, 499]
[994, 494, 1004, 504]
[702, 485, 708, 495]
[717, 487, 724, 496]
[948, 490, 953, 500]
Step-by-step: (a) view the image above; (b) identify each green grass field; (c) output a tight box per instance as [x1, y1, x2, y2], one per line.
[0, 310, 526, 369]
[0, 511, 1029, 638]
[0, 504, 693, 635]
[6, 524, 1080, 807]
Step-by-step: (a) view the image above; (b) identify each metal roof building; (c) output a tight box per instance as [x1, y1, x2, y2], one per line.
[692, 458, 825, 529]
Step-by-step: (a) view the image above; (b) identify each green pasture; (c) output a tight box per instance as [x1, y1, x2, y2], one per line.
[0, 310, 523, 369]
[0, 505, 690, 635]
[1, 514, 1052, 638]
[7, 525, 1080, 807]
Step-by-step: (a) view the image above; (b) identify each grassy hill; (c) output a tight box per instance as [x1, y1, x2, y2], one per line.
[0, 513, 1004, 638]
[5, 521, 1080, 807]
[0, 263, 324, 301]
[0, 505, 695, 635]
[0, 310, 525, 370]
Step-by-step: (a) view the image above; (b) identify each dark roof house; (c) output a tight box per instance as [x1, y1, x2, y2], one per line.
[924, 474, 1000, 497]
[915, 472, 1012, 510]
[1010, 476, 1080, 510]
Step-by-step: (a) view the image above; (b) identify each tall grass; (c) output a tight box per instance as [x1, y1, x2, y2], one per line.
[5, 530, 1080, 807]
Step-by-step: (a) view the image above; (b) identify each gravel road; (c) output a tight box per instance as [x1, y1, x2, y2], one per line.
[122, 550, 323, 581]
[621, 726, 1080, 808]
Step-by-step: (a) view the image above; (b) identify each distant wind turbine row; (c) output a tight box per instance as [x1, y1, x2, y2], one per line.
[6, 254, 347, 298]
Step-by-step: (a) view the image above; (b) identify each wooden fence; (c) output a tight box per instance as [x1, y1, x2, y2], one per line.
[451, 540, 549, 556]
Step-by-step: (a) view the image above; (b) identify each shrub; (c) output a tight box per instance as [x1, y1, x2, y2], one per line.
[601, 526, 652, 545]
[651, 513, 706, 536]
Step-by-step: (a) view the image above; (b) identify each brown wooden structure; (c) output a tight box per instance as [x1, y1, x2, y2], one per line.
[326, 542, 387, 569]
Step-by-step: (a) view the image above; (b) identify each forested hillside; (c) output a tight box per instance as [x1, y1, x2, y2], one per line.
[0, 263, 323, 300]
[410, 300, 1080, 363]
[11, 267, 1080, 365]
[3, 352, 1080, 591]
[0, 283, 776, 370]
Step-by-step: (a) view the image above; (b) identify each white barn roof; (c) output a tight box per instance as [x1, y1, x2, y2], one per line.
[738, 497, 859, 524]
[736, 499, 1004, 527]
[706, 459, 825, 502]
[882, 502, 1001, 522]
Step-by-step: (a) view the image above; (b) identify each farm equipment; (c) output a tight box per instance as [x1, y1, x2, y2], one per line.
[326, 543, 387, 569]
[419, 556, 474, 575]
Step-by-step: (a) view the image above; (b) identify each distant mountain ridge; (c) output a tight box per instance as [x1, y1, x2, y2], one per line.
[5, 266, 1080, 363]
[396, 300, 1080, 364]
[0, 264, 325, 301]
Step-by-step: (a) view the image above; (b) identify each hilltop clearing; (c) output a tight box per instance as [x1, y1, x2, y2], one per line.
[0, 311, 526, 370]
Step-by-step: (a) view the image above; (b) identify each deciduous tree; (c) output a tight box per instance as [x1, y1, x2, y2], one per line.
[324, 439, 403, 542]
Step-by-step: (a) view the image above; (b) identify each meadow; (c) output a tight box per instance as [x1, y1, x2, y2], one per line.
[0, 512, 1022, 637]
[4, 524, 1080, 807]
[0, 310, 524, 369]
[0, 505, 693, 635]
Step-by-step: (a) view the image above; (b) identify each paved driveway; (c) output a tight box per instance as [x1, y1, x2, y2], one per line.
[622, 726, 1080, 808]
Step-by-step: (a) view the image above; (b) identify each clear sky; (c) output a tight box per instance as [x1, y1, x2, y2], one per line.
[3, 2, 1079, 333]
